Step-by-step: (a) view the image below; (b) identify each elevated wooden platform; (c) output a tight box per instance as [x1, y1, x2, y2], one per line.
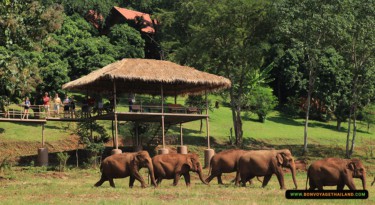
[0, 118, 47, 124]
[92, 112, 207, 124]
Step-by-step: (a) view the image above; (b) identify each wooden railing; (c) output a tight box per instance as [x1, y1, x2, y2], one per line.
[0, 103, 205, 120]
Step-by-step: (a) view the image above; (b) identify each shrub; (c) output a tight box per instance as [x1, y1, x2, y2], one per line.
[56, 152, 70, 172]
[246, 86, 278, 122]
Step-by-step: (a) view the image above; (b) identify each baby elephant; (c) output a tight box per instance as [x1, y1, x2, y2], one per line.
[152, 153, 208, 186]
[94, 151, 157, 188]
[306, 158, 366, 190]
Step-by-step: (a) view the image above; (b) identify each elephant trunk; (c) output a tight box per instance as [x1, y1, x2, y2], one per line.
[361, 173, 366, 190]
[290, 161, 298, 189]
[147, 161, 157, 187]
[197, 165, 208, 185]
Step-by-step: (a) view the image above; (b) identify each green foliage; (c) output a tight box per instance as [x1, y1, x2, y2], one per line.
[56, 152, 70, 172]
[245, 86, 278, 123]
[362, 104, 375, 132]
[0, 156, 12, 173]
[75, 120, 109, 166]
[108, 24, 145, 59]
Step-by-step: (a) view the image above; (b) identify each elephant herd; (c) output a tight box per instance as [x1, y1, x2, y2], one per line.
[94, 149, 371, 190]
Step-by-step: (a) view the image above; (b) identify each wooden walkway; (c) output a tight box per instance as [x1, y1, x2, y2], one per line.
[0, 118, 47, 124]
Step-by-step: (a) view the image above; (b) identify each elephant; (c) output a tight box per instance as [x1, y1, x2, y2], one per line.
[94, 151, 157, 188]
[152, 153, 208, 186]
[205, 149, 261, 185]
[238, 149, 298, 189]
[306, 158, 366, 190]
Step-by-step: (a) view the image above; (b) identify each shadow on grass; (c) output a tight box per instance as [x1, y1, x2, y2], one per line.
[266, 115, 303, 127]
[0, 128, 4, 133]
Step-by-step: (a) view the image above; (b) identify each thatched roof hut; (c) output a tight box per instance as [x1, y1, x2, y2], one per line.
[62, 58, 231, 95]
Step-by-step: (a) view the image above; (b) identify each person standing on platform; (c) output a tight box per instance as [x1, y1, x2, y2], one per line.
[70, 96, 76, 118]
[43, 92, 50, 118]
[22, 97, 31, 119]
[63, 95, 70, 118]
[53, 93, 62, 117]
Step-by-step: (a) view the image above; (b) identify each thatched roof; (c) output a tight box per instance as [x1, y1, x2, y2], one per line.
[62, 58, 231, 96]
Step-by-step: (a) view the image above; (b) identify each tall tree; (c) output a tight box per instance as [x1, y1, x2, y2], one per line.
[275, 0, 351, 154]
[172, 0, 274, 145]
[342, 0, 375, 157]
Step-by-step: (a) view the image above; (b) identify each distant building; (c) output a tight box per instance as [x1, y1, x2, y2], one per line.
[85, 6, 157, 35]
[85, 6, 160, 59]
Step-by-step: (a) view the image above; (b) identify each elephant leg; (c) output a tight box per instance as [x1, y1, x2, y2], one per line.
[183, 173, 191, 187]
[262, 174, 273, 188]
[109, 178, 115, 188]
[132, 171, 147, 188]
[337, 183, 345, 190]
[242, 176, 254, 187]
[173, 174, 181, 186]
[156, 178, 163, 186]
[234, 171, 240, 186]
[217, 173, 223, 185]
[342, 175, 357, 190]
[129, 176, 136, 188]
[205, 172, 217, 184]
[275, 172, 286, 189]
[94, 175, 106, 187]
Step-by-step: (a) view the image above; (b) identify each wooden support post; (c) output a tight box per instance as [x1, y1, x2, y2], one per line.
[204, 90, 214, 168]
[205, 91, 210, 149]
[111, 81, 122, 155]
[161, 84, 165, 149]
[136, 122, 139, 146]
[158, 84, 168, 155]
[42, 123, 45, 147]
[180, 123, 183, 146]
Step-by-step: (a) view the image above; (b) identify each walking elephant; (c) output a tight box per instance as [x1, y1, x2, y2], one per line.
[94, 151, 157, 188]
[306, 158, 366, 190]
[205, 149, 261, 185]
[238, 149, 298, 189]
[152, 153, 208, 186]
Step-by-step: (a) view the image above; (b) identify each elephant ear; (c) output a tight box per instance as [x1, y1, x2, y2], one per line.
[185, 156, 194, 170]
[347, 162, 356, 171]
[276, 153, 284, 165]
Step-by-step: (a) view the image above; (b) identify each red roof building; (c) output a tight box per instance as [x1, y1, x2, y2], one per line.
[85, 6, 157, 35]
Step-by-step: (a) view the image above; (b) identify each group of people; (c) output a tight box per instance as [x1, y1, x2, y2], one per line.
[22, 92, 76, 119]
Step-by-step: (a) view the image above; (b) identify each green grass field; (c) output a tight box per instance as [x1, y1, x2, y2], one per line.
[0, 167, 373, 205]
[0, 96, 374, 204]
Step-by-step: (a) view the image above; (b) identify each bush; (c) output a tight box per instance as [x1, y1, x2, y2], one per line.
[246, 86, 278, 123]
[75, 120, 109, 167]
[56, 152, 70, 172]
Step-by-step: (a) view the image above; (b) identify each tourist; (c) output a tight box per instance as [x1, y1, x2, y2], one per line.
[70, 96, 76, 118]
[43, 92, 50, 117]
[22, 97, 31, 119]
[53, 93, 62, 117]
[63, 95, 70, 118]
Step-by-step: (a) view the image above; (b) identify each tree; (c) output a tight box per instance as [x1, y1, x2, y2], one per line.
[75, 120, 109, 167]
[362, 104, 375, 133]
[171, 0, 274, 145]
[245, 86, 278, 123]
[0, 1, 64, 105]
[275, 0, 352, 154]
[334, 0, 375, 158]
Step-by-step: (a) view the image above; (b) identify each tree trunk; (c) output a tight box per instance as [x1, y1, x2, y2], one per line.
[336, 119, 342, 131]
[229, 88, 239, 145]
[235, 107, 243, 145]
[303, 78, 313, 155]
[345, 110, 352, 158]
[349, 105, 357, 157]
